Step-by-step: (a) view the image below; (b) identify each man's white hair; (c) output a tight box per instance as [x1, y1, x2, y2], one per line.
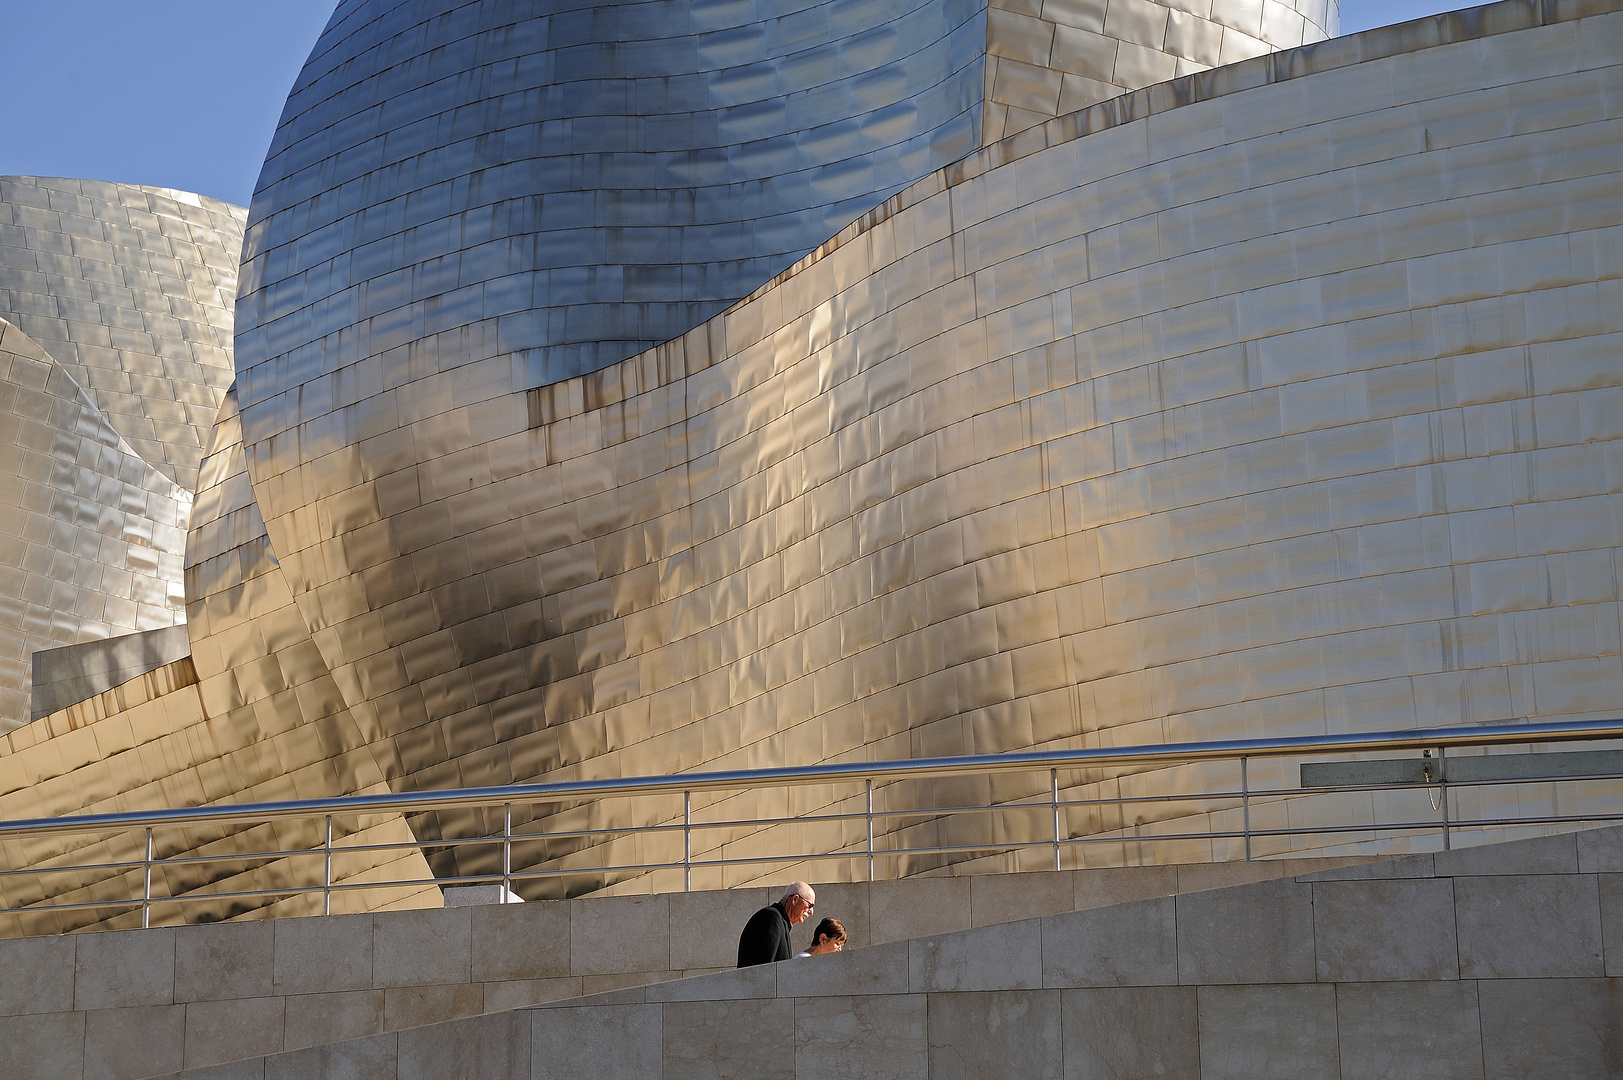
[779, 881, 814, 903]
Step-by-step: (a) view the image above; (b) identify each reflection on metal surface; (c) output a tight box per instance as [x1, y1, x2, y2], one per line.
[226, 0, 1623, 898]
[0, 648, 441, 936]
[6, 717, 1622, 924]
[3, 0, 1623, 930]
[239, 0, 993, 391]
[0, 319, 193, 730]
[30, 626, 192, 722]
[0, 178, 242, 493]
[0, 177, 244, 732]
[983, 0, 1339, 140]
[0, 185, 440, 930]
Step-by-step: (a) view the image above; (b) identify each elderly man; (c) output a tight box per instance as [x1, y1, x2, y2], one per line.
[736, 881, 816, 966]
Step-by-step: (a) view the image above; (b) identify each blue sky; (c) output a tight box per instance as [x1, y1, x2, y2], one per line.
[0, 0, 336, 206]
[1, 1, 1462, 209]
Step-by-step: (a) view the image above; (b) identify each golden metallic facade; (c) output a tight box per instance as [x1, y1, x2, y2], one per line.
[0, 183, 438, 931]
[4, 0, 1623, 924]
[231, 0, 1623, 886]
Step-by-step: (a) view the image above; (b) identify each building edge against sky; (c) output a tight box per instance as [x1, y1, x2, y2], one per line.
[2, 0, 1622, 929]
[0, 182, 243, 731]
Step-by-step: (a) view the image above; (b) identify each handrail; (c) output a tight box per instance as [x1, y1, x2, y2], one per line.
[3, 716, 1621, 839]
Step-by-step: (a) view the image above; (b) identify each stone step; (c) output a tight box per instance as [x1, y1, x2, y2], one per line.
[0, 848, 1384, 1080]
[119, 823, 1623, 1079]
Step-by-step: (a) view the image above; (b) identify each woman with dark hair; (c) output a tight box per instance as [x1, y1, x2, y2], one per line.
[796, 917, 846, 957]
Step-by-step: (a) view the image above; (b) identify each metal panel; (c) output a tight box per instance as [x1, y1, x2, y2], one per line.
[0, 320, 193, 730]
[2, 1, 1620, 922]
[203, 3, 1623, 897]
[983, 0, 1336, 138]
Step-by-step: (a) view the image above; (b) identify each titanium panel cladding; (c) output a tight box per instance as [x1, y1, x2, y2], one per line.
[237, 0, 990, 395]
[220, 0, 1623, 890]
[0, 178, 243, 493]
[0, 178, 244, 731]
[6, 2, 1620, 919]
[982, 0, 1340, 140]
[0, 320, 192, 730]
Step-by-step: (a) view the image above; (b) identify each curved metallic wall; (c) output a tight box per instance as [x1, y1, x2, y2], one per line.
[0, 387, 436, 935]
[0, 178, 242, 493]
[230, 0, 1341, 796]
[983, 0, 1339, 140]
[217, 0, 1623, 889]
[3, 3, 1619, 923]
[236, 0, 990, 394]
[185, 386, 402, 796]
[0, 321, 192, 730]
[0, 178, 244, 732]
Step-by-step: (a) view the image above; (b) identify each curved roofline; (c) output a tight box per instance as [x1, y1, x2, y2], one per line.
[0, 175, 246, 216]
[533, 0, 1613, 427]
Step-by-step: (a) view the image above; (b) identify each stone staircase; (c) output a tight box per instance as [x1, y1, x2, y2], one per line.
[6, 827, 1621, 1078]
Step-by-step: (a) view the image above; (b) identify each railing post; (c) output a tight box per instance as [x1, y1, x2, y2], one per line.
[323, 815, 333, 916]
[1439, 746, 1450, 851]
[866, 780, 874, 882]
[1051, 768, 1062, 872]
[502, 803, 513, 901]
[1241, 757, 1252, 862]
[142, 827, 153, 929]
[683, 791, 692, 893]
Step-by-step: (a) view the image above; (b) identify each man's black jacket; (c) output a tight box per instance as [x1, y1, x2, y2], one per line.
[736, 901, 792, 966]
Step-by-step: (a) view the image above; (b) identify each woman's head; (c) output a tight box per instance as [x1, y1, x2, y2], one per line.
[806, 916, 846, 955]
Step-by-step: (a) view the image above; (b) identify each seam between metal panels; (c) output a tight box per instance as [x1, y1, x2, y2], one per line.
[531, 0, 1618, 428]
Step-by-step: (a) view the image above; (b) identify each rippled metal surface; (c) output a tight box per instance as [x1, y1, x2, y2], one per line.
[3, 1, 1622, 927]
[0, 178, 244, 732]
[219, 0, 1623, 895]
[0, 388, 438, 935]
[185, 385, 400, 792]
[983, 0, 1339, 140]
[0, 178, 440, 930]
[0, 319, 192, 730]
[237, 0, 991, 394]
[0, 178, 242, 493]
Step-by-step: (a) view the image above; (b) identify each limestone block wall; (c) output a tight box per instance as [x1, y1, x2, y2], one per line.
[139, 824, 1623, 1080]
[0, 855, 1358, 1080]
[982, 0, 1340, 141]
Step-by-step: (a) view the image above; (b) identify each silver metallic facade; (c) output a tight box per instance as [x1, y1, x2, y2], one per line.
[0, 179, 244, 731]
[239, 0, 990, 389]
[4, 0, 1623, 923]
[231, 0, 1622, 885]
[982, 0, 1339, 140]
[0, 179, 242, 493]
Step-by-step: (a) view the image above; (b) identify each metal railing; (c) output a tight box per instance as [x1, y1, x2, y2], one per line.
[3, 717, 1623, 930]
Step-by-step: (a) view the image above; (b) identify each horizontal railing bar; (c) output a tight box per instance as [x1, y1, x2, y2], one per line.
[12, 768, 1605, 878]
[24, 792, 1623, 875]
[0, 898, 146, 916]
[4, 719, 1619, 840]
[0, 860, 150, 877]
[113, 850, 322, 869]
[11, 810, 1623, 922]
[0, 884, 315, 917]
